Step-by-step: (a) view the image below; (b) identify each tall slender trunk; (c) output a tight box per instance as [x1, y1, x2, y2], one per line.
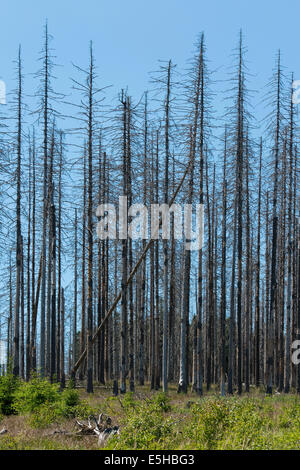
[86, 42, 94, 393]
[266, 52, 281, 395]
[79, 148, 87, 381]
[60, 288, 65, 389]
[285, 79, 295, 393]
[236, 34, 244, 395]
[220, 130, 227, 396]
[73, 208, 78, 374]
[13, 46, 22, 377]
[245, 135, 251, 393]
[120, 91, 128, 394]
[26, 138, 32, 381]
[31, 130, 36, 371]
[40, 24, 49, 377]
[255, 139, 262, 387]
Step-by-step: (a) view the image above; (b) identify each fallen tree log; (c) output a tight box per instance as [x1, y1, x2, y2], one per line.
[75, 413, 119, 446]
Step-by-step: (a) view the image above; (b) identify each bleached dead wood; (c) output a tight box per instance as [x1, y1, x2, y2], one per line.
[75, 413, 119, 445]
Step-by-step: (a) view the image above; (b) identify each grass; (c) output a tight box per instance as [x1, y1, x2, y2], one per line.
[0, 378, 299, 450]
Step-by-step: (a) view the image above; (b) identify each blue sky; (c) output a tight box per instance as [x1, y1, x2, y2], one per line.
[0, 0, 299, 110]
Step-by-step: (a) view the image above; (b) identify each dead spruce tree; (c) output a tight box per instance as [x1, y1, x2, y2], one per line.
[12, 46, 23, 377]
[1, 26, 299, 400]
[265, 51, 284, 395]
[71, 41, 102, 392]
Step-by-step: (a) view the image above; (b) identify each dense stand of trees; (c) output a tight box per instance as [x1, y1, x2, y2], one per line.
[0, 25, 299, 396]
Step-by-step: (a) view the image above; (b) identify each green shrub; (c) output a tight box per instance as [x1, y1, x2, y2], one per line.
[18, 380, 91, 426]
[61, 387, 80, 407]
[107, 397, 175, 450]
[28, 402, 61, 428]
[13, 376, 60, 414]
[220, 399, 269, 450]
[152, 392, 171, 412]
[0, 436, 20, 450]
[271, 429, 300, 450]
[58, 388, 90, 418]
[122, 392, 137, 410]
[26, 387, 91, 427]
[283, 401, 300, 427]
[184, 397, 273, 450]
[187, 399, 230, 449]
[0, 374, 20, 415]
[71, 400, 96, 419]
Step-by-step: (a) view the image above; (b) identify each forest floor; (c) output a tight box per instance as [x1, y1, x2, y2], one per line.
[0, 382, 300, 450]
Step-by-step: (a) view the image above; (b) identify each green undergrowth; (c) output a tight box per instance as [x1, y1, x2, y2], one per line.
[0, 376, 299, 450]
[0, 374, 95, 428]
[103, 392, 300, 450]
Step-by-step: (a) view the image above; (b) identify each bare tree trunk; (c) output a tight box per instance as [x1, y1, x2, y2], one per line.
[26, 139, 32, 381]
[46, 129, 56, 383]
[220, 130, 227, 396]
[20, 236, 24, 378]
[245, 132, 251, 393]
[228, 189, 238, 394]
[285, 79, 295, 393]
[56, 134, 63, 381]
[266, 52, 281, 395]
[150, 145, 155, 388]
[73, 208, 78, 375]
[31, 130, 36, 372]
[13, 46, 22, 377]
[86, 42, 94, 393]
[255, 139, 262, 387]
[40, 24, 50, 378]
[236, 34, 244, 395]
[205, 159, 213, 391]
[7, 252, 13, 370]
[120, 91, 128, 394]
[60, 288, 65, 389]
[178, 133, 195, 393]
[79, 149, 87, 381]
[278, 134, 287, 391]
[169, 157, 176, 383]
